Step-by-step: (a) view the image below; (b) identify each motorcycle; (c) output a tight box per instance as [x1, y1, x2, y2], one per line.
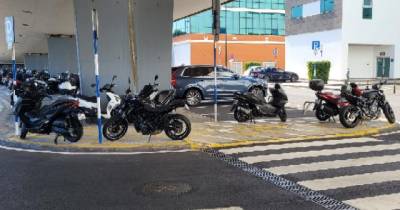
[231, 83, 288, 123]
[102, 75, 191, 141]
[58, 72, 80, 96]
[308, 79, 349, 121]
[14, 79, 85, 144]
[71, 75, 121, 119]
[339, 81, 396, 128]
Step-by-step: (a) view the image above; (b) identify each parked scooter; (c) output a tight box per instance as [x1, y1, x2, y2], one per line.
[14, 79, 85, 144]
[72, 75, 121, 119]
[339, 81, 396, 128]
[231, 83, 288, 122]
[307, 79, 349, 121]
[102, 75, 191, 141]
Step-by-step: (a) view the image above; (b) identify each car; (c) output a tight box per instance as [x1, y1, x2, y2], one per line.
[172, 65, 268, 106]
[250, 67, 299, 82]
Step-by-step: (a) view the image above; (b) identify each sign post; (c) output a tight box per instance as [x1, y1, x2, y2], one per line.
[91, 9, 103, 144]
[212, 0, 220, 123]
[312, 41, 321, 79]
[5, 16, 20, 135]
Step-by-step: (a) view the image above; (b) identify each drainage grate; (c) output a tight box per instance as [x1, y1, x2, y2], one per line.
[203, 148, 358, 210]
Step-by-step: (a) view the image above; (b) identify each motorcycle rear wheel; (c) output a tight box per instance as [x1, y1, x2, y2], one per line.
[315, 108, 330, 121]
[278, 108, 287, 122]
[64, 117, 83, 143]
[339, 105, 361, 128]
[164, 114, 191, 140]
[383, 103, 396, 124]
[103, 117, 129, 141]
[234, 109, 250, 123]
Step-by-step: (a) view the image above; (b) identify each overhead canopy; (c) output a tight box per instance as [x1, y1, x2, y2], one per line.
[0, 0, 229, 63]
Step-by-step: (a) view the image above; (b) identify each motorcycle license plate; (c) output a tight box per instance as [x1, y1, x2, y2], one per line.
[78, 113, 86, 121]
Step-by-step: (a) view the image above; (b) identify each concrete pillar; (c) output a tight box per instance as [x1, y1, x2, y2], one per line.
[132, 0, 174, 90]
[47, 36, 78, 75]
[74, 0, 173, 96]
[24, 53, 49, 70]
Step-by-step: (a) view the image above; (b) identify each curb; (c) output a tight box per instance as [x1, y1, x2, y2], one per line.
[0, 124, 398, 154]
[0, 137, 193, 153]
[200, 123, 400, 150]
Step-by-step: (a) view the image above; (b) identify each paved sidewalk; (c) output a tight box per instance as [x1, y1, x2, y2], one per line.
[0, 87, 398, 152]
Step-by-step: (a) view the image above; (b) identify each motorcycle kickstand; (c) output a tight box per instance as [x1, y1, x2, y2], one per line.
[329, 117, 336, 123]
[54, 134, 60, 145]
[147, 135, 152, 143]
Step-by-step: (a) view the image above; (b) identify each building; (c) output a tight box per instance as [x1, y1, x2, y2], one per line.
[172, 0, 286, 74]
[286, 0, 400, 81]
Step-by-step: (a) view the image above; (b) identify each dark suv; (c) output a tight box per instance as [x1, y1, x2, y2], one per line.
[172, 65, 268, 106]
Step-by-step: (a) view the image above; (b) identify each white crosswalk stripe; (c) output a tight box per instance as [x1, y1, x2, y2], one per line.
[298, 170, 400, 191]
[218, 137, 400, 210]
[220, 138, 379, 154]
[344, 193, 400, 210]
[268, 153, 400, 175]
[240, 143, 400, 164]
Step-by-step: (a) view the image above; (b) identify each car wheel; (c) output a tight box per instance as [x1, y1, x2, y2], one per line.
[185, 89, 202, 106]
[290, 75, 299, 82]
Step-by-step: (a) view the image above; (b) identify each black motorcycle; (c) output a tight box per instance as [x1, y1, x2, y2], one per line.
[339, 81, 396, 128]
[102, 75, 191, 141]
[14, 79, 84, 143]
[232, 83, 288, 122]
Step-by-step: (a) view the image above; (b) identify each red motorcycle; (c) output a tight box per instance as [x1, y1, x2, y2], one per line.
[308, 79, 349, 121]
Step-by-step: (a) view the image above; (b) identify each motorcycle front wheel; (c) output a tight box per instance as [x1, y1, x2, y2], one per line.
[164, 114, 191, 140]
[339, 105, 361, 128]
[383, 103, 396, 124]
[103, 117, 129, 141]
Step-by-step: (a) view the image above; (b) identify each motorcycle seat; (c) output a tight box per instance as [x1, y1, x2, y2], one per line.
[77, 95, 97, 103]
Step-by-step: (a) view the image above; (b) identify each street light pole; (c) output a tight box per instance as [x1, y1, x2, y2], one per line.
[212, 0, 220, 123]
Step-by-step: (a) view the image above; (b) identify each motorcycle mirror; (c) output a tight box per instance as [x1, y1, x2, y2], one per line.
[112, 75, 117, 81]
[128, 77, 131, 85]
[154, 75, 159, 81]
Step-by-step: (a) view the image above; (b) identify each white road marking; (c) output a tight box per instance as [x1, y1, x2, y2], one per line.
[344, 193, 400, 210]
[220, 138, 379, 155]
[298, 170, 400, 191]
[0, 145, 192, 156]
[268, 154, 400, 175]
[240, 143, 400, 164]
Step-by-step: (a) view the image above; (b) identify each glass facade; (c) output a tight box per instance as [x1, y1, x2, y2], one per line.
[363, 0, 373, 19]
[173, 0, 285, 37]
[320, 0, 335, 13]
[291, 5, 303, 19]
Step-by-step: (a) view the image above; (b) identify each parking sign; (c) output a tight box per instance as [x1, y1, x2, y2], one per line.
[4, 16, 15, 50]
[312, 41, 320, 50]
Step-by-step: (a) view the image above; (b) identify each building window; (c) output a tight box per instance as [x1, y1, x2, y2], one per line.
[321, 0, 334, 13]
[363, 0, 373, 19]
[291, 5, 303, 19]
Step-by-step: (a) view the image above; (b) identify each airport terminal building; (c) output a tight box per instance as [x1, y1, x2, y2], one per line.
[172, 0, 286, 74]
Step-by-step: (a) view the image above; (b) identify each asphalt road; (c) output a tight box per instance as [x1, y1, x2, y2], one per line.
[0, 148, 322, 210]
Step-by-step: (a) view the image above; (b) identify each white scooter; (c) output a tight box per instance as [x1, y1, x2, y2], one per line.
[71, 75, 121, 119]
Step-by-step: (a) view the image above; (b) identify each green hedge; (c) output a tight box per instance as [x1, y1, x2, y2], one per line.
[244, 62, 261, 70]
[307, 61, 331, 83]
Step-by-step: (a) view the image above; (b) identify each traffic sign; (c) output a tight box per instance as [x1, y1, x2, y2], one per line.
[4, 16, 15, 50]
[312, 41, 320, 50]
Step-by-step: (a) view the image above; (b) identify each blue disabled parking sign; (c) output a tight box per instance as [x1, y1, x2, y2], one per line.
[312, 41, 320, 50]
[4, 16, 15, 50]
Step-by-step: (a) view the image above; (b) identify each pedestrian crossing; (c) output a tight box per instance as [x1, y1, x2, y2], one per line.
[217, 136, 400, 210]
